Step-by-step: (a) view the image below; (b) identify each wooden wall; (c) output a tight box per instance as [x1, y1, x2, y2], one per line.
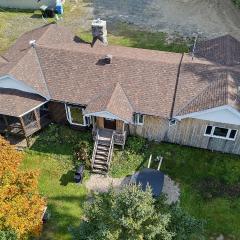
[116, 120, 124, 133]
[48, 101, 67, 124]
[96, 117, 104, 129]
[165, 118, 240, 154]
[129, 115, 240, 155]
[129, 115, 169, 141]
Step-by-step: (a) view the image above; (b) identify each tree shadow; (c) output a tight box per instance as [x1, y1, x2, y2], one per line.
[30, 13, 43, 19]
[39, 194, 87, 240]
[59, 170, 75, 186]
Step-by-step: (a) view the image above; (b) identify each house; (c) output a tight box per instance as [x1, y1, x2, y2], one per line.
[0, 0, 63, 10]
[1, 23, 240, 173]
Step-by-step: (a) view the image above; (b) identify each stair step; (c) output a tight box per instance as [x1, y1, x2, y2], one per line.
[98, 141, 111, 146]
[97, 145, 109, 151]
[96, 150, 108, 156]
[92, 169, 107, 175]
[95, 155, 108, 160]
[93, 164, 108, 170]
[94, 159, 108, 165]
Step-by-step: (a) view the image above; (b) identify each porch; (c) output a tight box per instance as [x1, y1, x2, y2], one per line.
[92, 117, 127, 148]
[0, 102, 51, 139]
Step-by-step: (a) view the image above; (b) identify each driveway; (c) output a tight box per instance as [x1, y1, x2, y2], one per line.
[80, 0, 240, 39]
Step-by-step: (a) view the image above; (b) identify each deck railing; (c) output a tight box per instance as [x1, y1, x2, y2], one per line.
[24, 113, 51, 137]
[92, 127, 127, 147]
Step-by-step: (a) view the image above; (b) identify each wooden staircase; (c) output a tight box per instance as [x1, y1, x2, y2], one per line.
[91, 129, 114, 175]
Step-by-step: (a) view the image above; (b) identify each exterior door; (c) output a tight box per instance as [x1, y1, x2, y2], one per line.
[104, 118, 116, 130]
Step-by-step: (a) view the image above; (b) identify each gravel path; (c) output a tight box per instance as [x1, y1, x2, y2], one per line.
[85, 174, 180, 204]
[81, 0, 240, 39]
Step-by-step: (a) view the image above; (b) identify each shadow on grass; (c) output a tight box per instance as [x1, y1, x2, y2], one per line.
[30, 13, 42, 19]
[59, 170, 75, 186]
[40, 194, 86, 240]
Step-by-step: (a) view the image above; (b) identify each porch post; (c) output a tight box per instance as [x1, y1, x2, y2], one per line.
[33, 109, 41, 129]
[19, 117, 30, 147]
[3, 115, 9, 129]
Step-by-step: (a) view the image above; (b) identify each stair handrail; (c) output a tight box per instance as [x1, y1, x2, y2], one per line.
[91, 129, 99, 170]
[106, 131, 115, 170]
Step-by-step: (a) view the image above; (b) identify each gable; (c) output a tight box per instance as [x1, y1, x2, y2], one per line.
[176, 105, 240, 125]
[0, 75, 47, 99]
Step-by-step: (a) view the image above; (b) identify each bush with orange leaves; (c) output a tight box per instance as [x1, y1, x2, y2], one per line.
[0, 137, 46, 239]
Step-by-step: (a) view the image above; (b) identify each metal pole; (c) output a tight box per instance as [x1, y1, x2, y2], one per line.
[148, 154, 152, 168]
[157, 157, 163, 171]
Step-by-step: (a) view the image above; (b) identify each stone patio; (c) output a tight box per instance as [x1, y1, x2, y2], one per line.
[85, 173, 180, 204]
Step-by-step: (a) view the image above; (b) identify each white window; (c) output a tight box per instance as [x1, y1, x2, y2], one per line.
[133, 113, 144, 125]
[66, 105, 91, 126]
[204, 125, 238, 140]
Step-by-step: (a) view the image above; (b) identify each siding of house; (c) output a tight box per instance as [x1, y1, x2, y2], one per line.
[129, 115, 240, 155]
[0, 0, 53, 9]
[165, 118, 240, 154]
[48, 101, 67, 124]
[129, 115, 169, 141]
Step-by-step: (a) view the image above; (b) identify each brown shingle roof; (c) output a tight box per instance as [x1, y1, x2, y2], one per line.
[0, 89, 46, 117]
[194, 35, 240, 66]
[85, 83, 133, 122]
[36, 44, 181, 118]
[1, 24, 240, 119]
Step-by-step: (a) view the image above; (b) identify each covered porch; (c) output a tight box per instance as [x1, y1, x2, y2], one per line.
[92, 116, 127, 148]
[0, 102, 51, 140]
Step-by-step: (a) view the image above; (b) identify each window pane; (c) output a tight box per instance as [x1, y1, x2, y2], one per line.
[133, 114, 138, 124]
[205, 126, 212, 135]
[70, 107, 84, 125]
[213, 127, 228, 137]
[229, 130, 237, 139]
[138, 114, 144, 124]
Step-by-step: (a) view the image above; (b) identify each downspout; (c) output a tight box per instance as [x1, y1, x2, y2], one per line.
[164, 53, 184, 142]
[170, 53, 184, 119]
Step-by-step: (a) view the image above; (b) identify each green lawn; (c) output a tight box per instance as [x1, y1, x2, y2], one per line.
[111, 137, 240, 239]
[21, 125, 92, 240]
[21, 126, 240, 239]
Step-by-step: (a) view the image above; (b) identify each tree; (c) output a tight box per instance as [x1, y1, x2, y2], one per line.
[0, 137, 45, 239]
[73, 185, 174, 240]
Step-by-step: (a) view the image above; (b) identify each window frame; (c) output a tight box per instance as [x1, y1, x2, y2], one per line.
[66, 105, 91, 127]
[133, 113, 144, 126]
[204, 125, 238, 141]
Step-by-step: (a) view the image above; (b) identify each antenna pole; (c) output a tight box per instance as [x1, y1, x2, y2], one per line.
[192, 34, 198, 60]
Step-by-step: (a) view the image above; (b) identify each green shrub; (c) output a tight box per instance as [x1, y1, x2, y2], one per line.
[0, 230, 17, 240]
[233, 0, 240, 7]
[73, 140, 92, 169]
[126, 136, 147, 153]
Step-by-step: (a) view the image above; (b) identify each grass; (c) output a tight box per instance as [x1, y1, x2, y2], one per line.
[21, 125, 92, 240]
[0, 2, 189, 55]
[110, 137, 240, 238]
[21, 126, 240, 239]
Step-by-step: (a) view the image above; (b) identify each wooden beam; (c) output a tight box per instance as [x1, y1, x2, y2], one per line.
[33, 109, 41, 129]
[19, 117, 27, 137]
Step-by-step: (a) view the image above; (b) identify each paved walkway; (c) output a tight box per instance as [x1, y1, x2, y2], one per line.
[85, 174, 180, 204]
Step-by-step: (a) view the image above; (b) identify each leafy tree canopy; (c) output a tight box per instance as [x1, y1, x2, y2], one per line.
[74, 184, 205, 240]
[0, 137, 45, 239]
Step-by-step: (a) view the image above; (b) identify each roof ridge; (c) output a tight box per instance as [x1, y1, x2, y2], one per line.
[8, 47, 33, 74]
[106, 82, 133, 111]
[175, 78, 220, 117]
[33, 47, 51, 99]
